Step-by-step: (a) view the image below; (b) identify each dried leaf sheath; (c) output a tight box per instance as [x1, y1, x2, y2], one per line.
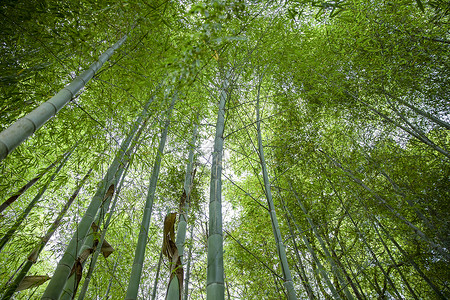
[16, 276, 51, 292]
[163, 213, 183, 300]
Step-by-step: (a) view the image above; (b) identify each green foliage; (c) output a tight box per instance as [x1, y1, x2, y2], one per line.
[0, 0, 449, 299]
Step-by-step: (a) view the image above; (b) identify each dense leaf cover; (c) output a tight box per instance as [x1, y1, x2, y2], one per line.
[0, 0, 448, 299]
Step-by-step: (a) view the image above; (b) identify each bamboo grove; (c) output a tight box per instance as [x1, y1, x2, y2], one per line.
[0, 0, 448, 299]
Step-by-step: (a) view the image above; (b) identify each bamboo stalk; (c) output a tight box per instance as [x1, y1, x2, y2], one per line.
[166, 122, 198, 300]
[76, 159, 131, 300]
[0, 148, 73, 253]
[0, 36, 127, 162]
[0, 167, 90, 300]
[255, 79, 297, 300]
[41, 96, 153, 300]
[183, 224, 195, 300]
[61, 109, 150, 300]
[125, 95, 176, 300]
[0, 154, 64, 213]
[150, 251, 164, 300]
[175, 121, 198, 265]
[206, 74, 229, 300]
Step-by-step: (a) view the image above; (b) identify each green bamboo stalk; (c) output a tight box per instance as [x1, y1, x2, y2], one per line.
[1, 168, 93, 300]
[0, 148, 73, 253]
[76, 158, 132, 300]
[59, 233, 96, 300]
[60, 111, 150, 300]
[175, 122, 198, 265]
[76, 106, 149, 300]
[167, 123, 198, 300]
[278, 194, 315, 300]
[283, 194, 342, 300]
[60, 174, 119, 300]
[0, 154, 64, 214]
[311, 259, 331, 299]
[42, 97, 154, 300]
[104, 232, 129, 300]
[255, 84, 297, 300]
[183, 223, 194, 300]
[150, 250, 164, 300]
[206, 74, 229, 300]
[125, 95, 176, 300]
[320, 150, 449, 261]
[289, 182, 354, 300]
[0, 36, 127, 162]
[60, 172, 121, 300]
[167, 278, 181, 300]
[104, 252, 120, 300]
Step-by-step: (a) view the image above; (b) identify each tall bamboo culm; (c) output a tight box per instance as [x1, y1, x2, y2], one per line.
[1, 168, 92, 300]
[0, 149, 73, 254]
[60, 109, 151, 300]
[125, 95, 176, 300]
[206, 73, 229, 300]
[41, 97, 154, 300]
[75, 134, 140, 300]
[0, 36, 127, 162]
[183, 223, 195, 300]
[255, 81, 297, 300]
[150, 251, 164, 300]
[167, 121, 198, 300]
[74, 103, 150, 300]
[175, 121, 198, 263]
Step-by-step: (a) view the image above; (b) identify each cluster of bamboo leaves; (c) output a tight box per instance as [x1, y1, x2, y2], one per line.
[0, 0, 448, 299]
